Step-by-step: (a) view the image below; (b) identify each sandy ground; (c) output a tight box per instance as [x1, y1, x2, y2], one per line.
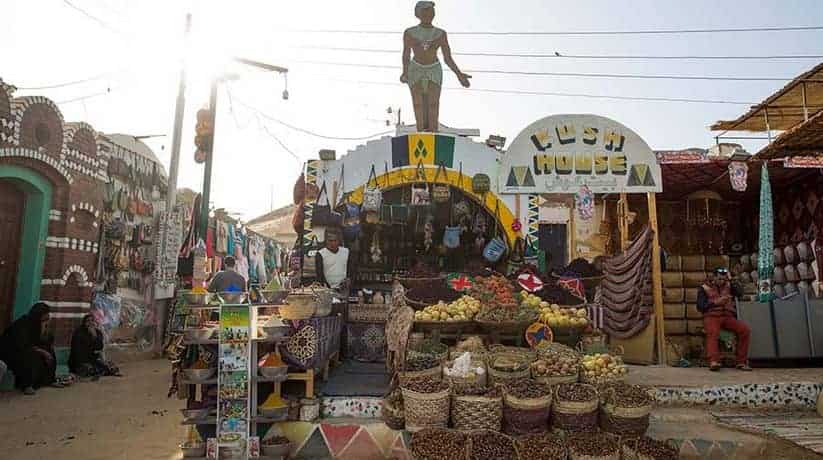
[0, 359, 184, 460]
[626, 364, 823, 387]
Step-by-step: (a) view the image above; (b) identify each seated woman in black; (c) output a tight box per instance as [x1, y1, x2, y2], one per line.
[0, 302, 59, 394]
[69, 314, 121, 379]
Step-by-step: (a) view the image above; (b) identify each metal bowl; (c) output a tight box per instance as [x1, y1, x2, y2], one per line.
[180, 408, 210, 420]
[258, 405, 289, 420]
[185, 328, 215, 342]
[183, 292, 211, 305]
[261, 442, 292, 458]
[261, 325, 289, 340]
[219, 292, 248, 304]
[183, 368, 216, 382]
[259, 365, 288, 380]
[260, 289, 289, 304]
[180, 444, 206, 458]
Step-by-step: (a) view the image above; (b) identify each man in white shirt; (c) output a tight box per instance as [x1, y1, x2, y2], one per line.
[315, 231, 350, 290]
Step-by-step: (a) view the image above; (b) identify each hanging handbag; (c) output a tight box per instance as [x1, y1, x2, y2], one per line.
[362, 165, 383, 213]
[482, 200, 507, 263]
[312, 182, 343, 227]
[431, 163, 450, 203]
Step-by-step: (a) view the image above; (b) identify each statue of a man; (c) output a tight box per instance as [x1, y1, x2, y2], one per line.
[401, 1, 471, 132]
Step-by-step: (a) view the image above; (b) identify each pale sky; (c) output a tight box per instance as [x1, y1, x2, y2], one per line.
[3, 0, 822, 220]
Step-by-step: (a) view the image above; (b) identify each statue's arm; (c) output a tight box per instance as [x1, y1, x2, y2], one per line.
[400, 30, 411, 82]
[441, 31, 471, 87]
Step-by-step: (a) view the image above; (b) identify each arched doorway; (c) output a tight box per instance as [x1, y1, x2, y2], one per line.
[0, 165, 52, 327]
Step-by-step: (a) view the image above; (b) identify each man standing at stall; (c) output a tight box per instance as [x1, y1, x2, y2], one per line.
[315, 229, 350, 291]
[208, 256, 247, 293]
[697, 268, 752, 371]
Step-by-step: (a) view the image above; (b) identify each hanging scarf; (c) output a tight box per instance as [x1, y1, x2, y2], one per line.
[575, 185, 594, 221]
[758, 163, 774, 302]
[728, 161, 749, 192]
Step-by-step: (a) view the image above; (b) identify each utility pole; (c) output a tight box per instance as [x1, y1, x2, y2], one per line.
[166, 13, 191, 211]
[198, 58, 288, 238]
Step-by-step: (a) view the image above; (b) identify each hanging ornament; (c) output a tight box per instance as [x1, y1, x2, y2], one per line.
[446, 273, 474, 292]
[575, 185, 594, 220]
[511, 219, 522, 232]
[728, 161, 749, 192]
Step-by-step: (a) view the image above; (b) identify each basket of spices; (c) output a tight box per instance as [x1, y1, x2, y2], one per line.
[532, 342, 580, 385]
[621, 436, 679, 460]
[401, 378, 451, 432]
[487, 351, 532, 386]
[600, 382, 654, 438]
[381, 387, 405, 431]
[515, 433, 567, 460]
[552, 383, 599, 434]
[451, 385, 502, 432]
[400, 354, 443, 385]
[410, 428, 467, 460]
[467, 430, 517, 460]
[568, 433, 620, 460]
[501, 380, 553, 435]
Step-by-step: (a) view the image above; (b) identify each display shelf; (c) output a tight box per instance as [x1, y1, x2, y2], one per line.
[253, 374, 288, 383]
[182, 377, 218, 385]
[180, 417, 217, 425]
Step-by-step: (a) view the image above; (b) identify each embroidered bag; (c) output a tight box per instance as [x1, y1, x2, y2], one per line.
[362, 165, 383, 212]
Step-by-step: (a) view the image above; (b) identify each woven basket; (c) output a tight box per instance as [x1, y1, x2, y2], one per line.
[403, 294, 430, 310]
[580, 373, 625, 385]
[504, 391, 553, 411]
[602, 403, 652, 419]
[397, 275, 445, 291]
[600, 406, 651, 438]
[381, 401, 405, 431]
[349, 303, 389, 322]
[451, 394, 502, 431]
[487, 345, 537, 361]
[399, 365, 442, 385]
[443, 359, 487, 387]
[569, 449, 620, 460]
[502, 404, 551, 435]
[278, 303, 315, 320]
[488, 366, 530, 386]
[401, 387, 451, 432]
[534, 373, 579, 385]
[555, 398, 599, 415]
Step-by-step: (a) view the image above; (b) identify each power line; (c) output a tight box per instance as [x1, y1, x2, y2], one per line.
[17, 72, 116, 90]
[305, 75, 756, 105]
[61, 0, 121, 35]
[292, 60, 801, 82]
[234, 96, 394, 141]
[259, 121, 301, 161]
[56, 88, 113, 104]
[288, 25, 823, 36]
[295, 45, 823, 61]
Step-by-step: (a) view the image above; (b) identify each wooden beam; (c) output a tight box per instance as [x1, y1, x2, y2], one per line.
[647, 192, 667, 365]
[618, 193, 629, 251]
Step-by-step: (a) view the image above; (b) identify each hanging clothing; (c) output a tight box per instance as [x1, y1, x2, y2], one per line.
[234, 252, 250, 282]
[205, 227, 215, 259]
[227, 225, 236, 257]
[216, 222, 229, 255]
[248, 235, 267, 285]
[265, 241, 279, 276]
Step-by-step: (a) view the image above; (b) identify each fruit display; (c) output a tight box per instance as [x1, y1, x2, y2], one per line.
[519, 291, 546, 311]
[531, 346, 580, 379]
[470, 274, 517, 307]
[475, 303, 538, 323]
[414, 295, 481, 322]
[538, 303, 589, 329]
[580, 353, 628, 383]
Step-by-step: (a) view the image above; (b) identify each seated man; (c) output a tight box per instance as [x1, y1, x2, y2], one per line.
[697, 268, 752, 371]
[69, 314, 121, 379]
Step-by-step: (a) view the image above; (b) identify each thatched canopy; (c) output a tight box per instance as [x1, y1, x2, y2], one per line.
[711, 62, 823, 132]
[754, 109, 823, 160]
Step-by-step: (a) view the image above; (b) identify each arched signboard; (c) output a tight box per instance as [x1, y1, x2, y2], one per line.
[498, 114, 662, 194]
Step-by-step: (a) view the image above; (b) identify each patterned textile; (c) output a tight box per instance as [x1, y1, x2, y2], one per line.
[728, 161, 749, 192]
[758, 164, 774, 302]
[557, 277, 586, 301]
[346, 322, 387, 363]
[575, 185, 594, 220]
[280, 315, 342, 370]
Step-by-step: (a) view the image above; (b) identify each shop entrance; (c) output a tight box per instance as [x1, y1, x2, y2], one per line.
[0, 180, 24, 332]
[538, 223, 568, 272]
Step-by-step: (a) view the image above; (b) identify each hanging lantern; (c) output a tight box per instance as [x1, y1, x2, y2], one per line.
[728, 161, 749, 192]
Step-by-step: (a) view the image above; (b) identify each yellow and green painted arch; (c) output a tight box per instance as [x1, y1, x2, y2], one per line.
[346, 166, 519, 247]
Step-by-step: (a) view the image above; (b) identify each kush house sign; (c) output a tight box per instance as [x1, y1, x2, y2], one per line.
[499, 114, 662, 194]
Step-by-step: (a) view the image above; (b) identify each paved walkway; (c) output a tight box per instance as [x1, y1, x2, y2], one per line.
[0, 359, 183, 460]
[627, 365, 823, 387]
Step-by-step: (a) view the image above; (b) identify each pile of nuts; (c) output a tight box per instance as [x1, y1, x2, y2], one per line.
[556, 383, 598, 402]
[516, 434, 566, 459]
[410, 428, 466, 460]
[453, 384, 500, 398]
[568, 433, 619, 458]
[505, 380, 553, 399]
[626, 437, 679, 460]
[602, 382, 653, 408]
[405, 354, 441, 372]
[468, 431, 516, 460]
[531, 353, 580, 378]
[403, 377, 449, 394]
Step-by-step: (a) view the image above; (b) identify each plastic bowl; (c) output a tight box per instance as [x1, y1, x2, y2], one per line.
[261, 442, 292, 458]
[258, 405, 289, 420]
[184, 328, 215, 342]
[219, 292, 248, 304]
[259, 365, 288, 380]
[183, 292, 211, 305]
[180, 444, 206, 458]
[183, 368, 216, 382]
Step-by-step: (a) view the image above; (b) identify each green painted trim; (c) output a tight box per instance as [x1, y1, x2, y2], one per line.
[0, 164, 52, 320]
